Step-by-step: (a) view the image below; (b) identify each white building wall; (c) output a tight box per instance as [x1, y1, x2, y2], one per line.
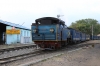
[6, 26, 18, 44]
[20, 29, 32, 44]
[6, 26, 32, 44]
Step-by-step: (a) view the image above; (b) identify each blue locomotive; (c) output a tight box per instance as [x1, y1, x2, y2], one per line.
[31, 17, 100, 50]
[31, 17, 71, 49]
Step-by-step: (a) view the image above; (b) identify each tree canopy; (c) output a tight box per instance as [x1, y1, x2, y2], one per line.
[69, 18, 100, 35]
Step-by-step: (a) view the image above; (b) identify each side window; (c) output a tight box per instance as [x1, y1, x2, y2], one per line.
[21, 30, 23, 36]
[24, 31, 26, 37]
[27, 31, 28, 37]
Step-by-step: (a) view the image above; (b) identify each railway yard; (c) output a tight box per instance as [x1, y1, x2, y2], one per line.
[0, 1, 100, 66]
[0, 40, 99, 66]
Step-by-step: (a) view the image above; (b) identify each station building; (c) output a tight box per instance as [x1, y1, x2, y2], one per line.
[0, 20, 32, 45]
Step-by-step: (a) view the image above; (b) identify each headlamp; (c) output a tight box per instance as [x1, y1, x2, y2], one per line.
[50, 28, 54, 33]
[33, 29, 37, 33]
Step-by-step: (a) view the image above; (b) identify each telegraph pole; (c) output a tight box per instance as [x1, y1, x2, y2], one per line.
[92, 25, 93, 40]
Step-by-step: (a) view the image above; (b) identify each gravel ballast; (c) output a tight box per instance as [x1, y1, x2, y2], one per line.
[30, 44, 100, 66]
[1, 40, 100, 66]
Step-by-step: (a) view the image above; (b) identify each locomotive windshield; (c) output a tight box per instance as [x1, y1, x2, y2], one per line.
[36, 19, 59, 25]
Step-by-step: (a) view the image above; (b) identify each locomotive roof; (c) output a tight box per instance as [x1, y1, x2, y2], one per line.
[35, 17, 65, 25]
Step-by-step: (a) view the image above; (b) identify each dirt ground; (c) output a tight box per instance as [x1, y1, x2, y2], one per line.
[32, 44, 100, 66]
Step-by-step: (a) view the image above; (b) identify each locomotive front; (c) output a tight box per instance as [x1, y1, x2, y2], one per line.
[31, 17, 70, 50]
[31, 17, 59, 49]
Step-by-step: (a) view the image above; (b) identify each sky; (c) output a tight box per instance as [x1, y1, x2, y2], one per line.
[0, 0, 100, 29]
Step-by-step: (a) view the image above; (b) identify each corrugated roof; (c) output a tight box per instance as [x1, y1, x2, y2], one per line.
[0, 20, 30, 30]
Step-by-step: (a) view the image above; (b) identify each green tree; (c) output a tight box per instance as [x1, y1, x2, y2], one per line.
[69, 18, 100, 35]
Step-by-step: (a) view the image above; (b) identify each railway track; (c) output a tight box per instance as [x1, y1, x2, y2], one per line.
[0, 42, 99, 66]
[0, 49, 43, 65]
[0, 45, 36, 54]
